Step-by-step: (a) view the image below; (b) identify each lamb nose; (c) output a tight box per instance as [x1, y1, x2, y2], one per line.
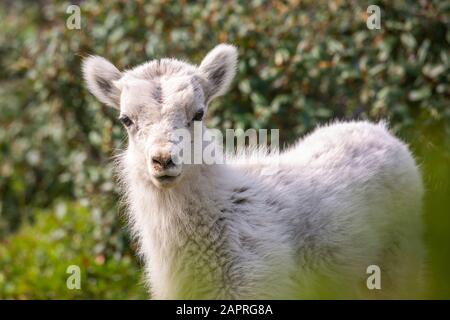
[152, 154, 175, 170]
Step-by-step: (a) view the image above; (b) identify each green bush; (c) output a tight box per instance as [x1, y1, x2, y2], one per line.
[0, 201, 146, 299]
[0, 0, 449, 298]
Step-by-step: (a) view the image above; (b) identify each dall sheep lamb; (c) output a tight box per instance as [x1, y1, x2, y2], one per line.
[82, 44, 425, 299]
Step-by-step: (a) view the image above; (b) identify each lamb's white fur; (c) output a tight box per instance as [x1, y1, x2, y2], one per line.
[82, 44, 425, 299]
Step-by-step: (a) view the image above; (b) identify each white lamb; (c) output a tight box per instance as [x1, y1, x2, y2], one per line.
[82, 44, 425, 299]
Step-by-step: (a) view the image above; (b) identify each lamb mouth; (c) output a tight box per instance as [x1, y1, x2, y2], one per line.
[155, 175, 179, 182]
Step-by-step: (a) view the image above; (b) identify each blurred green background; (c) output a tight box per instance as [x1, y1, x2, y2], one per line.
[0, 0, 449, 299]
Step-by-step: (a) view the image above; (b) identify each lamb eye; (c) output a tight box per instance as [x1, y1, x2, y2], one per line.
[192, 110, 204, 122]
[119, 115, 133, 127]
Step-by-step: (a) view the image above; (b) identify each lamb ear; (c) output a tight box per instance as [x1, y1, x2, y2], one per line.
[198, 44, 238, 103]
[82, 55, 122, 109]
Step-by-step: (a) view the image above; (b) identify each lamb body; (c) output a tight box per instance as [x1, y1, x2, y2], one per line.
[83, 44, 424, 299]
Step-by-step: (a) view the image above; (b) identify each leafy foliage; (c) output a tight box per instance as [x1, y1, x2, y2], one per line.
[0, 0, 449, 299]
[0, 202, 146, 299]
